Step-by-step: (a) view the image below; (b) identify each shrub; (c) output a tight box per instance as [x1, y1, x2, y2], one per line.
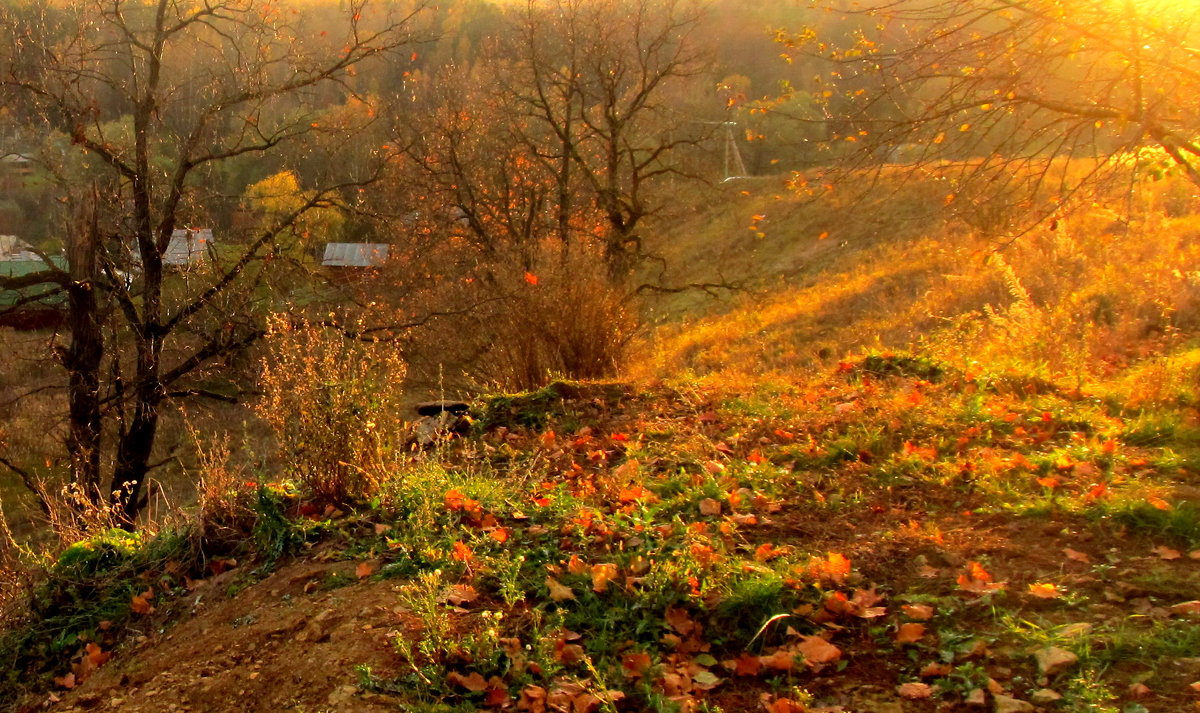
[256, 313, 409, 504]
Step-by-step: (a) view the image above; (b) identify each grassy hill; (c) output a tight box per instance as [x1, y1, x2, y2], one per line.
[3, 173, 1200, 713]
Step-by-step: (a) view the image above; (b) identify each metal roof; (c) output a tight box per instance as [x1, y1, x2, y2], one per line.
[164, 228, 214, 266]
[322, 243, 390, 267]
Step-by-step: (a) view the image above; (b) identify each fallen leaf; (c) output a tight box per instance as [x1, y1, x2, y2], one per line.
[664, 607, 698, 636]
[53, 672, 75, 690]
[895, 623, 926, 644]
[545, 576, 575, 602]
[621, 651, 652, 678]
[957, 561, 1005, 594]
[796, 635, 841, 669]
[897, 682, 932, 699]
[759, 648, 796, 671]
[451, 541, 474, 563]
[553, 638, 585, 664]
[728, 652, 761, 677]
[567, 554, 588, 575]
[1128, 682, 1151, 698]
[698, 498, 722, 516]
[490, 527, 510, 543]
[760, 693, 807, 713]
[84, 642, 110, 668]
[1152, 545, 1181, 560]
[1028, 582, 1061, 599]
[130, 589, 155, 615]
[1063, 548, 1091, 563]
[920, 662, 952, 677]
[591, 563, 619, 593]
[355, 560, 379, 579]
[447, 671, 488, 692]
[902, 604, 934, 620]
[1170, 600, 1200, 616]
[442, 584, 479, 606]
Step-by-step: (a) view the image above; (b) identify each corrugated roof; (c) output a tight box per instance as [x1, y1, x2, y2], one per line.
[322, 243, 390, 267]
[164, 228, 214, 266]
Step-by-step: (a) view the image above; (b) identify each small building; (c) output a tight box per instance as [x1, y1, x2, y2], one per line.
[0, 153, 34, 176]
[163, 228, 214, 268]
[0, 235, 38, 261]
[321, 243, 390, 268]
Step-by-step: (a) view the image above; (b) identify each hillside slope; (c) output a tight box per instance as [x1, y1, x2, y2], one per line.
[7, 176, 1200, 713]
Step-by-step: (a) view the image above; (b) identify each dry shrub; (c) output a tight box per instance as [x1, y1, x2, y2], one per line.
[467, 249, 636, 391]
[191, 430, 257, 544]
[33, 480, 125, 550]
[256, 313, 409, 503]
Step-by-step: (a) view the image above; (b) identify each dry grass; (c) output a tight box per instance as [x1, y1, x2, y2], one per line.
[633, 169, 1200, 402]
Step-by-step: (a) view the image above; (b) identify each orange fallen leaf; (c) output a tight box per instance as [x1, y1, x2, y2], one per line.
[84, 642, 110, 668]
[1063, 548, 1091, 563]
[621, 651, 652, 678]
[902, 604, 934, 620]
[796, 635, 841, 669]
[895, 623, 926, 644]
[755, 543, 782, 562]
[553, 638, 585, 664]
[698, 498, 722, 516]
[1170, 600, 1200, 616]
[761, 694, 807, 713]
[1028, 582, 1061, 599]
[355, 560, 379, 579]
[897, 682, 932, 699]
[451, 541, 474, 563]
[130, 589, 155, 615]
[523, 272, 539, 285]
[759, 648, 796, 671]
[53, 672, 76, 690]
[957, 561, 1005, 594]
[446, 671, 488, 692]
[1152, 545, 1182, 560]
[591, 563, 619, 593]
[1146, 496, 1173, 511]
[1128, 682, 1151, 698]
[567, 554, 588, 575]
[920, 662, 952, 677]
[728, 652, 761, 677]
[664, 606, 698, 636]
[490, 527, 510, 543]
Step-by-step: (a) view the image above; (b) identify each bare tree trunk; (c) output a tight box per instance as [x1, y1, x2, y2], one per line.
[63, 193, 104, 498]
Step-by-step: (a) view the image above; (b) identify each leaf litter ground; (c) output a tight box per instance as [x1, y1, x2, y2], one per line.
[31, 359, 1200, 713]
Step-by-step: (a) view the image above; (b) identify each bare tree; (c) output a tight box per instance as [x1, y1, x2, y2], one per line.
[397, 0, 708, 282]
[0, 0, 421, 523]
[777, 0, 1200, 233]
